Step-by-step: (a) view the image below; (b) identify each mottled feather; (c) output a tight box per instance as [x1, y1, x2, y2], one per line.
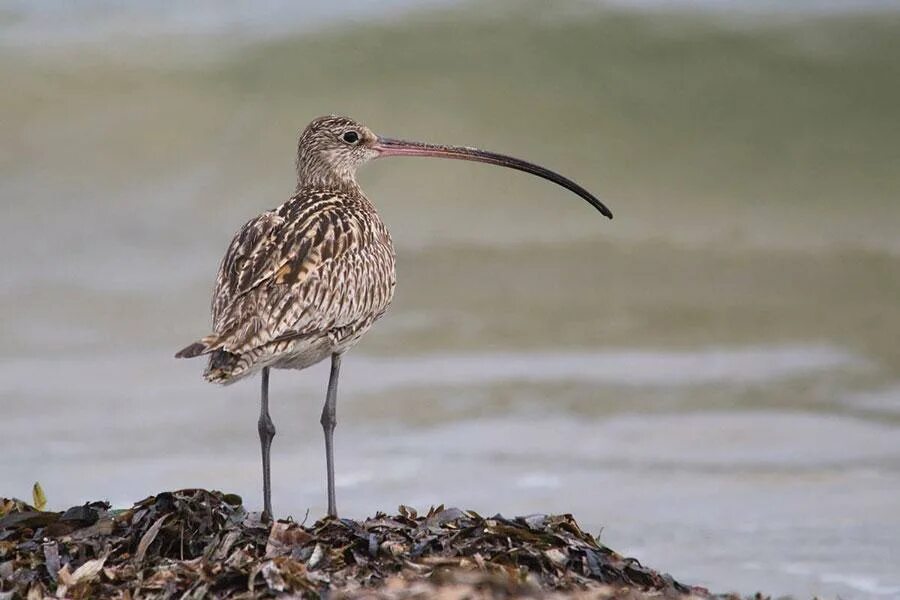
[177, 115, 399, 383]
[178, 186, 395, 383]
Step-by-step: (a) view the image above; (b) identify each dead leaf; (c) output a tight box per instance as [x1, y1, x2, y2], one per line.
[56, 564, 73, 587]
[266, 522, 313, 558]
[70, 555, 107, 584]
[135, 513, 169, 565]
[31, 483, 46, 512]
[544, 548, 568, 567]
[70, 518, 115, 540]
[26, 585, 43, 600]
[212, 529, 241, 561]
[0, 489, 699, 598]
[43, 541, 60, 581]
[260, 560, 286, 592]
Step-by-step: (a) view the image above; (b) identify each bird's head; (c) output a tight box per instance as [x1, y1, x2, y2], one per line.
[295, 115, 612, 219]
[295, 115, 379, 189]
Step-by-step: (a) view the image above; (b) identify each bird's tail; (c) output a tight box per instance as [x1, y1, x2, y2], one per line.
[174, 335, 220, 359]
[175, 335, 249, 384]
[203, 349, 246, 384]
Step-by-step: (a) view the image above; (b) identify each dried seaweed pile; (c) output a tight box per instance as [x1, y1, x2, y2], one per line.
[1, 489, 721, 599]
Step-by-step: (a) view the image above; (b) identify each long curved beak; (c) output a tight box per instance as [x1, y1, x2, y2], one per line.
[373, 137, 613, 219]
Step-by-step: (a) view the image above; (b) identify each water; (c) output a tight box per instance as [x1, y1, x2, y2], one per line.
[1, 2, 899, 598]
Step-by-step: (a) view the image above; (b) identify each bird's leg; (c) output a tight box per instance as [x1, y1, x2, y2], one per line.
[257, 367, 276, 522]
[320, 353, 342, 518]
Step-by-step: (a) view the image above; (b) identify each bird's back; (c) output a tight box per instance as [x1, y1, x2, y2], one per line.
[177, 187, 396, 383]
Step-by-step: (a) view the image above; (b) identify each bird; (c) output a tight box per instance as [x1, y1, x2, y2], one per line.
[175, 115, 612, 521]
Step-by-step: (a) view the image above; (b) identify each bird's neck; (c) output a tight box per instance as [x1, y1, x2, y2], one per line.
[295, 151, 361, 193]
[294, 173, 365, 203]
[296, 173, 359, 192]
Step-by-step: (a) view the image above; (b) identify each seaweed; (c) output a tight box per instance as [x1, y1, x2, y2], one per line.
[0, 489, 747, 599]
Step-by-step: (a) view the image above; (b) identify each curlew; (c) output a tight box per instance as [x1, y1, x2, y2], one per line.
[176, 115, 612, 520]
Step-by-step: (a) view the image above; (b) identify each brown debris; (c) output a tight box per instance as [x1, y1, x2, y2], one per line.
[0, 489, 746, 599]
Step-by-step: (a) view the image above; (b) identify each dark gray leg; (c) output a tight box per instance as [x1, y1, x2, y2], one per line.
[320, 353, 342, 518]
[257, 367, 275, 522]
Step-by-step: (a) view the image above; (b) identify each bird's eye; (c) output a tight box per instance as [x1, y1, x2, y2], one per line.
[342, 131, 360, 144]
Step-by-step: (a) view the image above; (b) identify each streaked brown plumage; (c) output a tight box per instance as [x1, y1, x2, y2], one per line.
[176, 117, 395, 383]
[176, 115, 611, 520]
[183, 187, 395, 383]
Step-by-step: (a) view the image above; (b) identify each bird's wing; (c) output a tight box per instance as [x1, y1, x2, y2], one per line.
[207, 196, 393, 356]
[211, 209, 288, 331]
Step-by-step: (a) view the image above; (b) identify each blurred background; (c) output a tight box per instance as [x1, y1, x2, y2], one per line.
[2, 0, 899, 597]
